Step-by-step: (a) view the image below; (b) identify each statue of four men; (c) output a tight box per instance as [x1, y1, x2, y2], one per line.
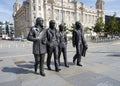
[27, 17, 88, 77]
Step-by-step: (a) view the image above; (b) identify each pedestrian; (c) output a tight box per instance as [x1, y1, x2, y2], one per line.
[27, 17, 47, 76]
[72, 21, 88, 66]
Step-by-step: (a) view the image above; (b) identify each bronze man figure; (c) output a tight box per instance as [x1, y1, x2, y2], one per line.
[72, 21, 88, 66]
[27, 17, 47, 76]
[58, 24, 69, 67]
[46, 20, 61, 72]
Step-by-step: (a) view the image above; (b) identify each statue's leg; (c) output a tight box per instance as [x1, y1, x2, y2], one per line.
[54, 47, 61, 72]
[58, 47, 62, 66]
[73, 54, 77, 64]
[47, 47, 53, 70]
[63, 47, 69, 67]
[39, 54, 45, 76]
[77, 45, 82, 66]
[34, 54, 39, 73]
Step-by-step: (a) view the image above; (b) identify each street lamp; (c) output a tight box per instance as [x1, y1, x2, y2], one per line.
[61, 0, 64, 24]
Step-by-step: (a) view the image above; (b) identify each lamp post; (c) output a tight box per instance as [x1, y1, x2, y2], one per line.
[61, 0, 64, 24]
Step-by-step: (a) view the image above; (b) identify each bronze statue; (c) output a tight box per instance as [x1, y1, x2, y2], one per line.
[58, 24, 69, 67]
[46, 20, 61, 72]
[72, 21, 88, 66]
[27, 17, 47, 76]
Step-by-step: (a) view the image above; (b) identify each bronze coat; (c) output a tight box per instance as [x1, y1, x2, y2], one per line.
[27, 26, 47, 54]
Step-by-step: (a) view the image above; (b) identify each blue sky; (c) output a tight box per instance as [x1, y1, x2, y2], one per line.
[0, 0, 120, 22]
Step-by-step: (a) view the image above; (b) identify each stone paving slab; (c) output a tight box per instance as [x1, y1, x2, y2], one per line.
[22, 75, 72, 86]
[1, 41, 120, 86]
[65, 71, 120, 86]
[0, 73, 21, 86]
[0, 58, 22, 86]
[0, 58, 15, 68]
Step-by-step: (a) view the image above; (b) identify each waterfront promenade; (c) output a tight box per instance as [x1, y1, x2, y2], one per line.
[0, 40, 120, 86]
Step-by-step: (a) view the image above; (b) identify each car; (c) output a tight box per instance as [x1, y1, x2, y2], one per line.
[12, 37, 22, 41]
[2, 34, 11, 40]
[5, 36, 11, 40]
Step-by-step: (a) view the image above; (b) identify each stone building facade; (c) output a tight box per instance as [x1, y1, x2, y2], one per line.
[13, 0, 104, 38]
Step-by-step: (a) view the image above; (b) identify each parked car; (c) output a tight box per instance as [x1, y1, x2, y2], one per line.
[12, 37, 22, 41]
[2, 34, 11, 40]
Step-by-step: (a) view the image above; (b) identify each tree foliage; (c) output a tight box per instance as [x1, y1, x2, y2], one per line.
[93, 17, 105, 33]
[105, 14, 120, 35]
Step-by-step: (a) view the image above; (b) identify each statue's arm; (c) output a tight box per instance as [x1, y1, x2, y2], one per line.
[72, 30, 75, 47]
[41, 29, 47, 44]
[27, 28, 37, 42]
[65, 32, 67, 45]
[81, 31, 88, 48]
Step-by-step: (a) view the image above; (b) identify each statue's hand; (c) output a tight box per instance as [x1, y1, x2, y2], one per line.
[85, 44, 88, 49]
[73, 44, 75, 47]
[36, 37, 40, 41]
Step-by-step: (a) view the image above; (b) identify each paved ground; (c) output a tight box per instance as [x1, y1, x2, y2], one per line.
[0, 40, 120, 86]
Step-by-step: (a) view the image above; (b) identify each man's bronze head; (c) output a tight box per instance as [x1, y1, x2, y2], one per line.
[35, 17, 44, 27]
[59, 24, 64, 31]
[75, 21, 82, 29]
[49, 20, 56, 29]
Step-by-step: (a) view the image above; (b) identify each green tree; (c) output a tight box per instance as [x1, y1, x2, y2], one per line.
[63, 23, 68, 31]
[84, 27, 90, 33]
[93, 17, 105, 34]
[105, 14, 120, 35]
[70, 23, 75, 32]
[119, 22, 120, 33]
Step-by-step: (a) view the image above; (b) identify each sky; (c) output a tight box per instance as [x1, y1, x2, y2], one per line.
[0, 0, 120, 22]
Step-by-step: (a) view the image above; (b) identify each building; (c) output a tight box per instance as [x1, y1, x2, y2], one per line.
[0, 21, 14, 37]
[13, 0, 105, 38]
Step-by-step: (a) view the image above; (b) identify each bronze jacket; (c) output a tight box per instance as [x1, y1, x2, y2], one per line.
[27, 26, 47, 54]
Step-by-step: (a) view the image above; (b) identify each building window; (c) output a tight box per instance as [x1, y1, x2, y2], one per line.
[85, 14, 87, 23]
[55, 9, 59, 20]
[39, 13, 41, 17]
[93, 15, 95, 23]
[33, 6, 36, 11]
[66, 11, 70, 21]
[33, 0, 35, 3]
[79, 13, 81, 21]
[33, 13, 36, 19]
[71, 12, 75, 20]
[89, 15, 91, 23]
[39, 6, 41, 10]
